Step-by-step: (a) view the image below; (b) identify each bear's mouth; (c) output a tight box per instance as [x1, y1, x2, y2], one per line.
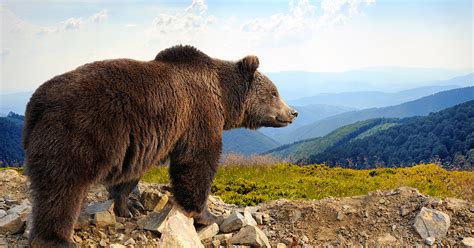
[275, 116, 293, 126]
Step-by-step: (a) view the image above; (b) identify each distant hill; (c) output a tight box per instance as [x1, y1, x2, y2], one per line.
[265, 118, 399, 162]
[285, 87, 474, 143]
[222, 129, 280, 155]
[312, 101, 474, 170]
[0, 112, 24, 166]
[259, 104, 354, 143]
[287, 85, 459, 109]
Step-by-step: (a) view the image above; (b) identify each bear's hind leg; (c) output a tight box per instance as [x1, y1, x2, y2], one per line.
[169, 151, 223, 226]
[107, 179, 145, 217]
[29, 175, 88, 248]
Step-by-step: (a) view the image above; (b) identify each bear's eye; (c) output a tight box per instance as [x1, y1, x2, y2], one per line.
[271, 92, 277, 98]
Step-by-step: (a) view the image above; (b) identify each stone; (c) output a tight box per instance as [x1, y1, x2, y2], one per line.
[0, 210, 6, 219]
[0, 213, 24, 233]
[110, 244, 126, 248]
[424, 237, 435, 246]
[214, 233, 233, 246]
[7, 201, 31, 221]
[141, 190, 164, 211]
[220, 211, 246, 233]
[94, 210, 116, 227]
[462, 237, 474, 248]
[140, 203, 173, 233]
[124, 238, 135, 246]
[262, 213, 270, 224]
[0, 238, 7, 247]
[153, 194, 169, 212]
[301, 235, 309, 243]
[159, 206, 204, 248]
[252, 212, 263, 225]
[73, 235, 83, 243]
[336, 211, 344, 221]
[277, 243, 286, 248]
[400, 206, 412, 217]
[414, 207, 450, 239]
[86, 200, 116, 227]
[377, 233, 397, 244]
[229, 225, 271, 248]
[115, 233, 126, 242]
[244, 208, 257, 226]
[85, 200, 114, 215]
[197, 223, 219, 240]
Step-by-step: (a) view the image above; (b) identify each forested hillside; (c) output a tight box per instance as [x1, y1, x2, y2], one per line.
[0, 112, 24, 166]
[265, 118, 399, 162]
[311, 101, 474, 169]
[285, 87, 474, 143]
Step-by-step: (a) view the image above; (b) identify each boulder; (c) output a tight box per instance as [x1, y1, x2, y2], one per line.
[413, 207, 450, 239]
[0, 213, 23, 234]
[159, 206, 203, 248]
[197, 223, 219, 240]
[220, 211, 247, 233]
[139, 203, 173, 233]
[229, 225, 271, 248]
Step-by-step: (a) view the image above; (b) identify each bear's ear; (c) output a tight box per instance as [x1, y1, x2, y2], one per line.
[238, 55, 259, 81]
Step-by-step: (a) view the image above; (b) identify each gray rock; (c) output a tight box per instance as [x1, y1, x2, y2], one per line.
[220, 211, 246, 233]
[140, 203, 173, 233]
[86, 200, 116, 227]
[462, 237, 474, 248]
[424, 237, 435, 246]
[7, 202, 31, 221]
[414, 207, 450, 239]
[159, 206, 204, 247]
[197, 223, 219, 240]
[252, 212, 263, 225]
[229, 225, 270, 248]
[400, 205, 412, 216]
[0, 210, 6, 219]
[243, 208, 257, 226]
[0, 213, 24, 234]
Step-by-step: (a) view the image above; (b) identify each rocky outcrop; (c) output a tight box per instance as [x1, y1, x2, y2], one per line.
[0, 169, 473, 247]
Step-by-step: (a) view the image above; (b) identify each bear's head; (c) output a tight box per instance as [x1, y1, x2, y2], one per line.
[238, 55, 298, 129]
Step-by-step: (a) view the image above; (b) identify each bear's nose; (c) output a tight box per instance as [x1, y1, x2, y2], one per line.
[290, 109, 298, 118]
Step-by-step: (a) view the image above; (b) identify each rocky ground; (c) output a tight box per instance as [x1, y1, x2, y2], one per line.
[0, 169, 473, 247]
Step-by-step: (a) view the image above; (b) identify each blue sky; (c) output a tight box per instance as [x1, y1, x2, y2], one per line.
[1, 0, 472, 93]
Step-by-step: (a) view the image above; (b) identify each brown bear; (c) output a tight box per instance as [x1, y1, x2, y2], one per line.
[23, 45, 297, 247]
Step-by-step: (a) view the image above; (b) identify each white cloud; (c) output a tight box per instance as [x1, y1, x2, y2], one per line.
[62, 17, 82, 30]
[90, 10, 108, 23]
[185, 0, 207, 14]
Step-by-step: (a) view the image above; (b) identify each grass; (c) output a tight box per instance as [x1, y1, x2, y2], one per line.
[142, 163, 474, 206]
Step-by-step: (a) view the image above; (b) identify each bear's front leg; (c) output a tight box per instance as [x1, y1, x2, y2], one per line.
[107, 179, 145, 217]
[169, 141, 223, 226]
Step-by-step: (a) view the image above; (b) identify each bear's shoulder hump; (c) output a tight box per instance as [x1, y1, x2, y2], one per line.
[154, 45, 211, 63]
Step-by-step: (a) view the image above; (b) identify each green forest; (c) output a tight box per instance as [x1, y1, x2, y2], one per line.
[310, 101, 474, 169]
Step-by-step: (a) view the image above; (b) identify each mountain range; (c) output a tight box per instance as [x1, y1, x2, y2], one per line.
[283, 87, 474, 144]
[266, 101, 474, 170]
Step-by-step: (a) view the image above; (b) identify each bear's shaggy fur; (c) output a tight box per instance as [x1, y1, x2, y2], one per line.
[23, 45, 296, 247]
